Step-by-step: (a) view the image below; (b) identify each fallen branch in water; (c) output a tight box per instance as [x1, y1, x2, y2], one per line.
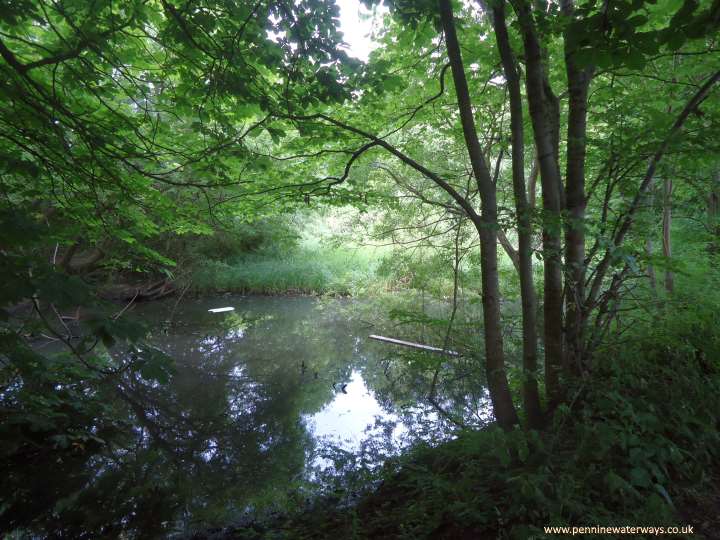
[113, 289, 140, 320]
[369, 335, 460, 357]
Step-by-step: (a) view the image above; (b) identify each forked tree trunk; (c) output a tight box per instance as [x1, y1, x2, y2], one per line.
[438, 0, 519, 430]
[491, 1, 543, 429]
[562, 0, 594, 375]
[513, 0, 565, 404]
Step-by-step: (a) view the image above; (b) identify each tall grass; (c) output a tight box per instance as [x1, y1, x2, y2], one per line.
[191, 245, 381, 296]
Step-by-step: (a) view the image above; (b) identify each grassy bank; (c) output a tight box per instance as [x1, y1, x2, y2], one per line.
[180, 211, 505, 298]
[180, 212, 397, 296]
[190, 245, 381, 296]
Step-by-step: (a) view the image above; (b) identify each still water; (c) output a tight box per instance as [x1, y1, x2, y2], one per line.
[149, 296, 424, 447]
[128, 295, 455, 535]
[5, 295, 492, 538]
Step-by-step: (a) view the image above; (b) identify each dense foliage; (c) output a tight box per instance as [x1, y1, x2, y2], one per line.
[1, 0, 719, 536]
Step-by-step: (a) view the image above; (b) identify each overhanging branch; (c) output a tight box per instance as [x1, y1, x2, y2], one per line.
[586, 69, 720, 309]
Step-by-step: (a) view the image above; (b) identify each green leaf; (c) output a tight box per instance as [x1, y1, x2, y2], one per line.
[624, 48, 647, 70]
[629, 467, 652, 488]
[666, 31, 687, 51]
[605, 470, 629, 493]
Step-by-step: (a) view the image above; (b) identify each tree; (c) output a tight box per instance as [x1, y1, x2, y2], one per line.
[272, 0, 720, 425]
[2, 0, 719, 437]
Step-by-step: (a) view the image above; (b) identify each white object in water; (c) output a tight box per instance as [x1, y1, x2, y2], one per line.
[208, 307, 235, 313]
[369, 334, 460, 356]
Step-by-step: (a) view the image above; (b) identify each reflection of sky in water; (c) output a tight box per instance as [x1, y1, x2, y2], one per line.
[305, 370, 406, 452]
[144, 296, 493, 464]
[15, 295, 495, 536]
[201, 437, 220, 461]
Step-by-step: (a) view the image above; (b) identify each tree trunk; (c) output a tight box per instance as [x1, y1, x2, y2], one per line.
[645, 177, 658, 292]
[708, 170, 720, 262]
[662, 176, 674, 293]
[497, 228, 520, 272]
[438, 0, 519, 430]
[513, 0, 565, 404]
[528, 152, 539, 210]
[561, 0, 593, 375]
[491, 1, 543, 429]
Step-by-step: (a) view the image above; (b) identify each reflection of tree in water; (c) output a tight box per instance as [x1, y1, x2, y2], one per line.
[351, 295, 494, 434]
[114, 299, 362, 536]
[1, 297, 361, 538]
[2, 296, 492, 537]
[355, 348, 490, 441]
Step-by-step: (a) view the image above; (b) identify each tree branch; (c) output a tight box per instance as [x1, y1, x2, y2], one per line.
[587, 69, 720, 309]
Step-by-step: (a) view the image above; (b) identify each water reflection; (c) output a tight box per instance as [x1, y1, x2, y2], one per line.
[2, 295, 491, 538]
[306, 370, 405, 451]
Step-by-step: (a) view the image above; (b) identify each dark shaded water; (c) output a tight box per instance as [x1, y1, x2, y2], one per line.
[120, 295, 417, 535]
[3, 295, 491, 538]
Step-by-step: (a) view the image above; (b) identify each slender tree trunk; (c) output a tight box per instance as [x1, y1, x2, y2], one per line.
[708, 170, 720, 262]
[660, 73, 676, 294]
[438, 0, 519, 429]
[513, 0, 565, 404]
[491, 1, 543, 429]
[561, 0, 593, 375]
[586, 71, 720, 313]
[645, 177, 658, 292]
[662, 176, 674, 293]
[497, 228, 520, 272]
[528, 152, 539, 210]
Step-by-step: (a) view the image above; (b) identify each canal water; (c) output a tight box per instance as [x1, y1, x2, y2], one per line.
[4, 294, 492, 538]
